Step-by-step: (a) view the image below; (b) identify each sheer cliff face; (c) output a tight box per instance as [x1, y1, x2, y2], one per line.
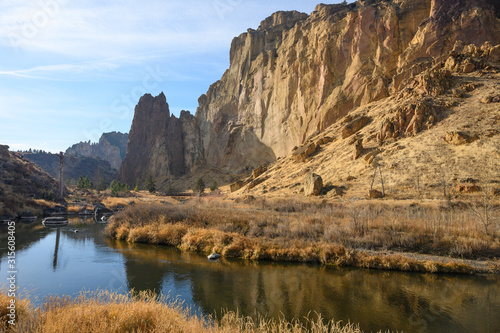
[120, 0, 500, 181]
[195, 0, 500, 173]
[118, 93, 204, 185]
[65, 132, 128, 170]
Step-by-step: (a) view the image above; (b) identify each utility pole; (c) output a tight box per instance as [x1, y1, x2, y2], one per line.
[58, 152, 64, 198]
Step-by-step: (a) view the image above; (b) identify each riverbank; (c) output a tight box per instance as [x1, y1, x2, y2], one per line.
[0, 290, 362, 333]
[105, 198, 500, 274]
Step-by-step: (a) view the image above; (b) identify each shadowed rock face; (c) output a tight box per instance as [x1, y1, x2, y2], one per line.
[120, 0, 500, 181]
[118, 93, 204, 186]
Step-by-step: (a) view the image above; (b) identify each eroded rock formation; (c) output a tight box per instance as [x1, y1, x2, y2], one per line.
[119, 0, 500, 185]
[118, 93, 204, 186]
[194, 0, 499, 174]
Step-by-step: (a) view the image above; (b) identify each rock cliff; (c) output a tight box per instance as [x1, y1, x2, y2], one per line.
[66, 132, 128, 170]
[119, 0, 500, 186]
[118, 93, 204, 186]
[195, 0, 500, 173]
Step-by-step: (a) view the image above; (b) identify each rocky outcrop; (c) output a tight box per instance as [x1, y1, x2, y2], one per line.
[378, 99, 441, 144]
[66, 132, 128, 170]
[304, 173, 323, 196]
[194, 0, 499, 174]
[0, 144, 60, 215]
[369, 189, 384, 199]
[353, 139, 364, 160]
[118, 0, 500, 184]
[293, 143, 318, 162]
[342, 117, 371, 139]
[444, 131, 479, 145]
[118, 93, 204, 186]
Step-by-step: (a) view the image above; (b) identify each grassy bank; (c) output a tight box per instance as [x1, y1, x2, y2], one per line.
[105, 199, 500, 274]
[0, 291, 363, 333]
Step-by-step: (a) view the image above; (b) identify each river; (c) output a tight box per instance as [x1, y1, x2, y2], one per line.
[1, 217, 499, 332]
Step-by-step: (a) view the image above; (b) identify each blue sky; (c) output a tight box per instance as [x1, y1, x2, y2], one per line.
[0, 0, 337, 153]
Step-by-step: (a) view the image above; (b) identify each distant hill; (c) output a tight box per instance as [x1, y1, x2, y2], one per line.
[22, 151, 117, 187]
[0, 144, 60, 216]
[66, 132, 128, 169]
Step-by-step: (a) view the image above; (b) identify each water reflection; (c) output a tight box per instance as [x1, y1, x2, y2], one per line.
[52, 227, 60, 270]
[107, 241, 500, 333]
[0, 220, 499, 333]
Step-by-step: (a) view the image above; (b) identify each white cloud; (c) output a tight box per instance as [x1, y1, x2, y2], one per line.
[0, 0, 243, 59]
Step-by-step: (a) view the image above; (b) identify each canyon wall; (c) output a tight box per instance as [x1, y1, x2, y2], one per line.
[118, 93, 204, 185]
[119, 0, 500, 183]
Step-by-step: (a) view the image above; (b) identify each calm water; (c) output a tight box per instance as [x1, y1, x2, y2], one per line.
[1, 218, 499, 333]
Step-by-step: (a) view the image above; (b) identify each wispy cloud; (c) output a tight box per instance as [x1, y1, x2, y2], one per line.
[0, 61, 119, 79]
[0, 0, 241, 59]
[0, 0, 324, 152]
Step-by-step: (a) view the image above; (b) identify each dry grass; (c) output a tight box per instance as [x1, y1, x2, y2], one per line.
[0, 290, 365, 333]
[106, 199, 499, 274]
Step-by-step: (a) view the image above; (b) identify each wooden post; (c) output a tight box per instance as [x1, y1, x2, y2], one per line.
[58, 152, 64, 197]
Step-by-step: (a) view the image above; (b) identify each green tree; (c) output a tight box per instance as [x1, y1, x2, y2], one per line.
[110, 180, 130, 197]
[144, 173, 156, 193]
[194, 177, 205, 195]
[210, 180, 218, 192]
[77, 176, 94, 189]
[97, 178, 107, 191]
[110, 180, 119, 197]
[134, 179, 141, 192]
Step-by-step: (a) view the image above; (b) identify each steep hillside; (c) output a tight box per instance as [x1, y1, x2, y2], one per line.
[23, 151, 117, 186]
[0, 145, 60, 216]
[118, 0, 500, 194]
[66, 131, 128, 169]
[227, 45, 500, 199]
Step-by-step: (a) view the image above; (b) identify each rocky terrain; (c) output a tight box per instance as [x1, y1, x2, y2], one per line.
[227, 48, 500, 199]
[0, 145, 60, 216]
[118, 0, 500, 199]
[66, 132, 128, 170]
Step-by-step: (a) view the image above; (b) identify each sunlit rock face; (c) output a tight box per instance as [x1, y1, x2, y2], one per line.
[195, 0, 499, 173]
[120, 0, 500, 180]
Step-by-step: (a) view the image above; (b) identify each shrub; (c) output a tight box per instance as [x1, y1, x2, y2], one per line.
[210, 180, 218, 192]
[110, 180, 130, 197]
[194, 178, 205, 195]
[77, 176, 94, 190]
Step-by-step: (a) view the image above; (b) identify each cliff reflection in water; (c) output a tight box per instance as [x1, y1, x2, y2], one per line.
[108, 240, 500, 333]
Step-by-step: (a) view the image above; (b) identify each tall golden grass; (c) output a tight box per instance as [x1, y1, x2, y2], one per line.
[106, 199, 499, 274]
[0, 290, 364, 333]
